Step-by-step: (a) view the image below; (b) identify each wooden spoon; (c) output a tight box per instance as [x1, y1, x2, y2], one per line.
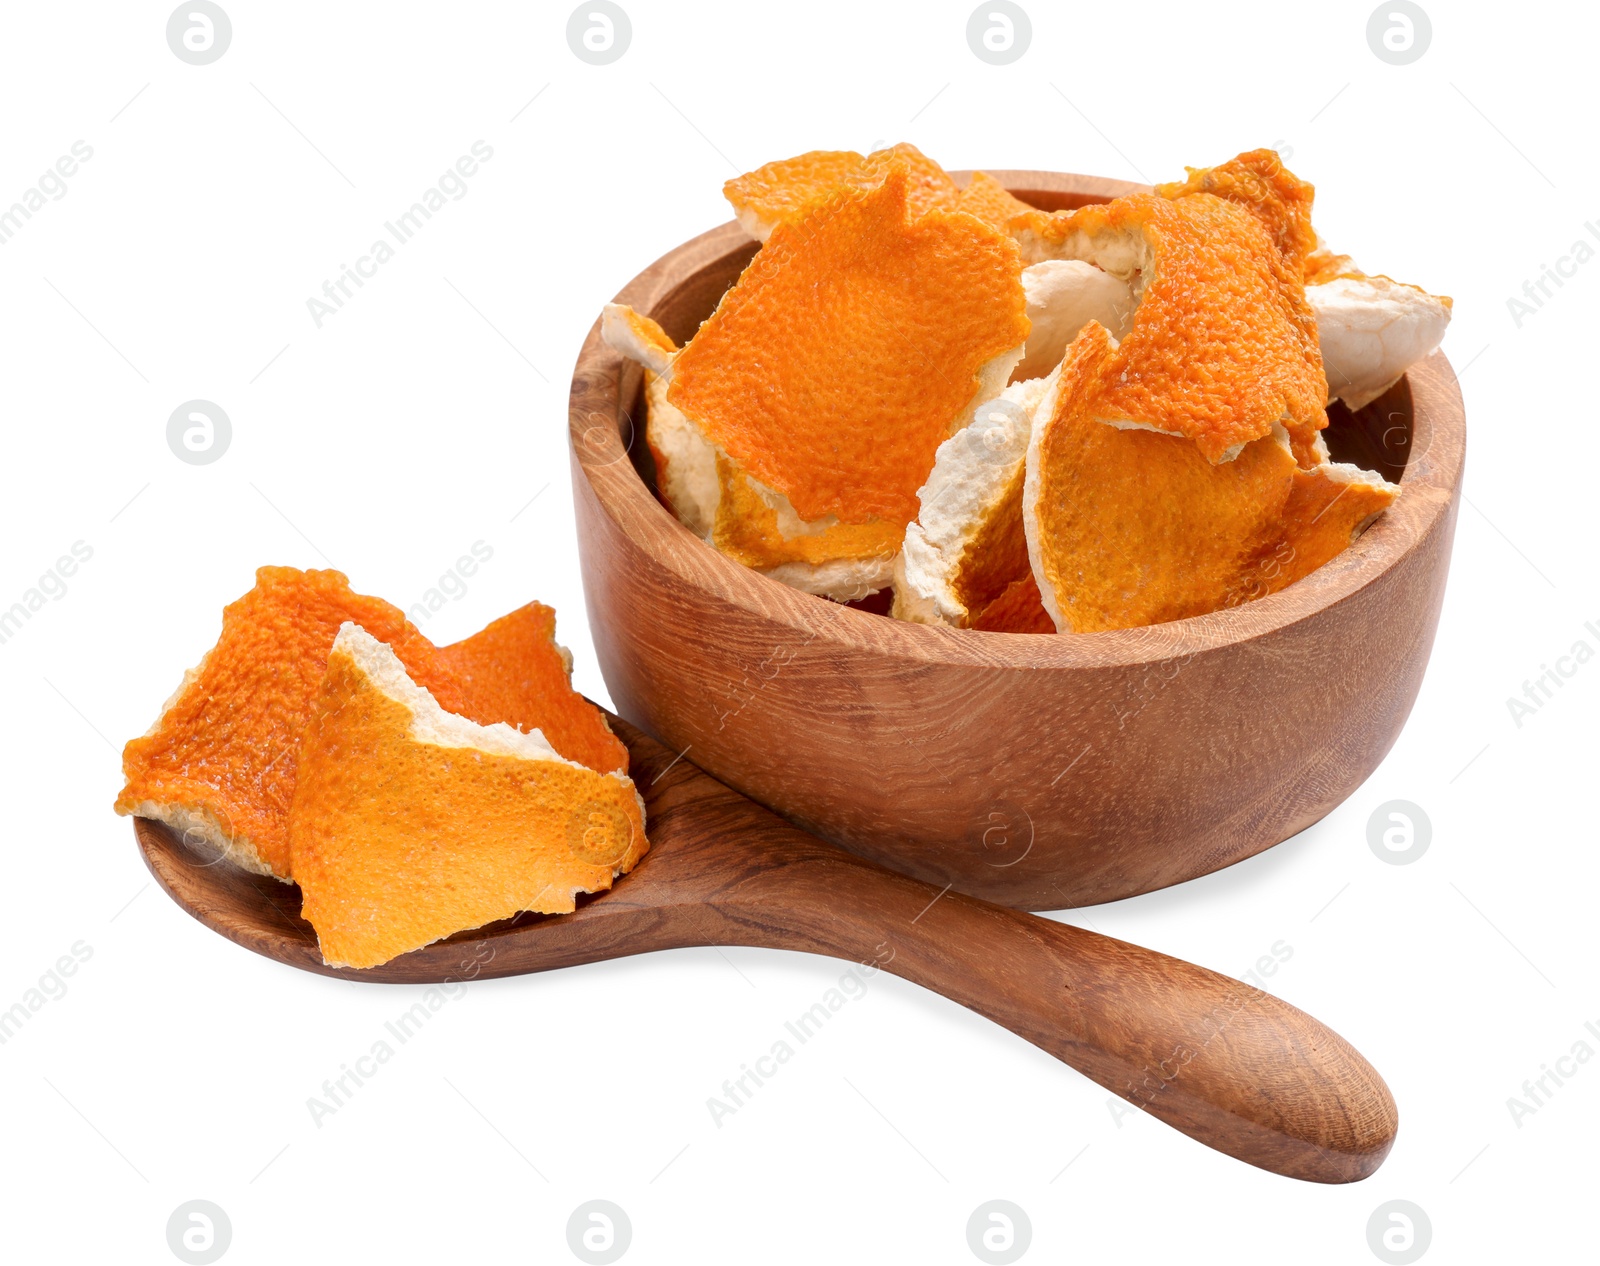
[134, 715, 1397, 1183]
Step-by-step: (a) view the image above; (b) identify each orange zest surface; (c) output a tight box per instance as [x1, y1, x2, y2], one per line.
[955, 171, 1036, 232]
[946, 464, 1032, 622]
[289, 632, 646, 969]
[711, 457, 903, 567]
[116, 568, 625, 877]
[1303, 248, 1363, 286]
[971, 573, 1054, 633]
[1155, 149, 1319, 276]
[1028, 324, 1395, 632]
[1018, 193, 1327, 465]
[669, 165, 1030, 526]
[724, 143, 958, 236]
[116, 568, 466, 877]
[437, 603, 627, 775]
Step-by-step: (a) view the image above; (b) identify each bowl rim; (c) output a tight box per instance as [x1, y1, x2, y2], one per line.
[569, 169, 1465, 672]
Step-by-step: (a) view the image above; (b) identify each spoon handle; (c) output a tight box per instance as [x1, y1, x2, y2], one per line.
[698, 844, 1396, 1183]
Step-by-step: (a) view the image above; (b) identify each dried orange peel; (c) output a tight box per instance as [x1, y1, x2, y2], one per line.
[438, 602, 627, 776]
[606, 165, 1029, 601]
[1015, 259, 1135, 382]
[674, 166, 1029, 526]
[603, 144, 1429, 632]
[954, 171, 1037, 232]
[289, 624, 646, 969]
[893, 376, 1051, 628]
[724, 143, 959, 241]
[1022, 322, 1398, 633]
[1013, 190, 1329, 466]
[601, 305, 722, 540]
[115, 567, 625, 878]
[970, 573, 1054, 634]
[1156, 149, 1320, 277]
[602, 305, 906, 599]
[1157, 149, 1451, 410]
[1308, 274, 1452, 410]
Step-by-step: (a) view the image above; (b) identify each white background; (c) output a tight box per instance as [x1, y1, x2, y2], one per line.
[1, 1, 1594, 1262]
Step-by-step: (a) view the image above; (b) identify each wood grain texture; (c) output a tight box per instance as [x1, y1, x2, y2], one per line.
[135, 715, 1397, 1183]
[568, 170, 1465, 909]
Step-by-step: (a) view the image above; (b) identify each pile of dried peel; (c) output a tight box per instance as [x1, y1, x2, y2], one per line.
[603, 146, 1451, 634]
[115, 568, 646, 968]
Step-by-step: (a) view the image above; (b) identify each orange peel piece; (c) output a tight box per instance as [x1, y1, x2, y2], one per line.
[600, 305, 722, 539]
[671, 165, 1029, 527]
[602, 304, 902, 599]
[599, 303, 674, 376]
[724, 143, 958, 241]
[437, 603, 627, 776]
[1309, 274, 1453, 410]
[115, 568, 623, 877]
[1013, 191, 1327, 466]
[289, 624, 647, 969]
[955, 171, 1037, 232]
[1304, 247, 1363, 287]
[1022, 324, 1397, 633]
[1153, 151, 1451, 409]
[893, 376, 1051, 627]
[610, 167, 1029, 602]
[1015, 259, 1136, 382]
[1155, 149, 1319, 277]
[970, 573, 1054, 633]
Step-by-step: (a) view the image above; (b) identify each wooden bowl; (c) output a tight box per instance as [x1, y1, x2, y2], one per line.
[567, 171, 1464, 911]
